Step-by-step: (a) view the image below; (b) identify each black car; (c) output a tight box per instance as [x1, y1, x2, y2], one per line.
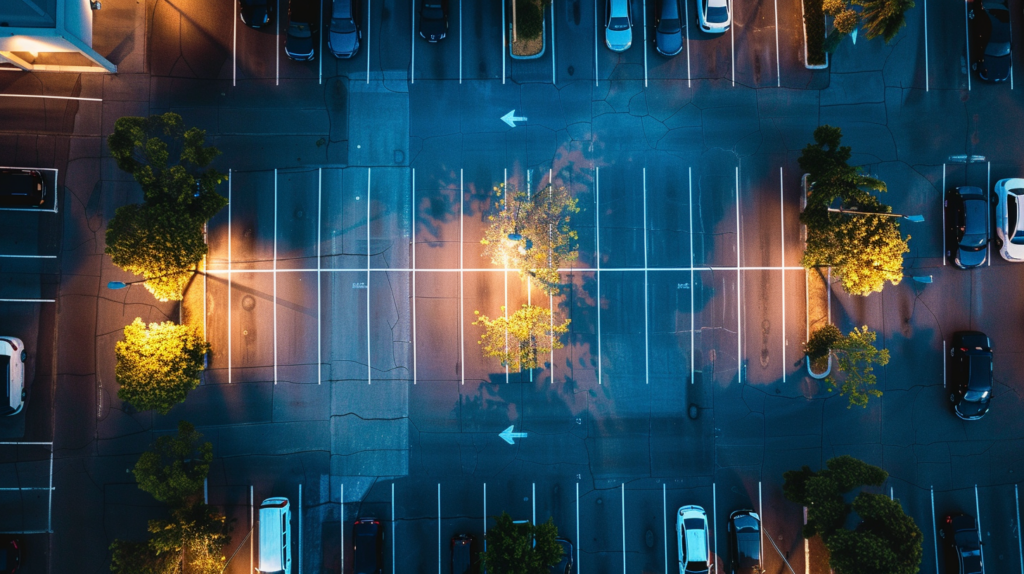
[949, 331, 992, 421]
[0, 169, 45, 208]
[552, 537, 574, 574]
[329, 0, 361, 58]
[285, 0, 319, 61]
[0, 537, 20, 574]
[945, 186, 989, 269]
[353, 518, 383, 574]
[940, 513, 984, 574]
[419, 0, 448, 42]
[655, 0, 683, 56]
[450, 534, 476, 574]
[238, 0, 274, 28]
[969, 0, 1011, 82]
[727, 510, 761, 574]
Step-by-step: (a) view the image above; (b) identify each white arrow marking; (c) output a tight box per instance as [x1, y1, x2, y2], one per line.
[499, 425, 528, 444]
[501, 110, 528, 128]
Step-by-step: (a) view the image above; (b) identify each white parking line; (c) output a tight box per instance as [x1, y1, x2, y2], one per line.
[533, 483, 537, 525]
[341, 483, 345, 574]
[251, 486, 254, 571]
[484, 483, 489, 554]
[689, 167, 695, 384]
[460, 0, 463, 83]
[964, 0, 971, 91]
[730, 3, 735, 87]
[779, 168, 785, 383]
[643, 0, 648, 87]
[233, 0, 237, 87]
[594, 0, 599, 86]
[318, 169, 322, 384]
[735, 166, 741, 383]
[411, 0, 416, 85]
[552, 0, 557, 84]
[0, 298, 56, 303]
[759, 482, 764, 571]
[367, 169, 372, 384]
[0, 254, 56, 259]
[277, 0, 280, 86]
[550, 169, 555, 380]
[1015, 484, 1023, 574]
[663, 484, 668, 573]
[597, 166, 603, 385]
[942, 163, 946, 265]
[299, 483, 303, 574]
[320, 0, 324, 84]
[975, 484, 985, 567]
[773, 0, 780, 86]
[391, 483, 395, 574]
[621, 483, 626, 574]
[503, 0, 507, 84]
[274, 169, 279, 384]
[987, 162, 991, 266]
[713, 482, 718, 574]
[461, 169, 465, 386]
[576, 483, 581, 574]
[504, 169, 509, 384]
[228, 170, 233, 384]
[924, 0, 929, 91]
[412, 169, 417, 385]
[643, 168, 649, 385]
[438, 483, 442, 574]
[684, 0, 691, 87]
[0, 93, 102, 102]
[943, 340, 946, 387]
[367, 0, 372, 84]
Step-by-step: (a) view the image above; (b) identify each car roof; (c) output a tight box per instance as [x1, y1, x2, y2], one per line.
[967, 355, 992, 391]
[333, 0, 353, 17]
[610, 0, 629, 16]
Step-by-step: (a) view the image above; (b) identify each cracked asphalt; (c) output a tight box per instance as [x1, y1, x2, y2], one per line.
[1, 0, 1024, 572]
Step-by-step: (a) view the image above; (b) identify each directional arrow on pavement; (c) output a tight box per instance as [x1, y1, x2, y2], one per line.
[501, 110, 528, 128]
[499, 425, 528, 445]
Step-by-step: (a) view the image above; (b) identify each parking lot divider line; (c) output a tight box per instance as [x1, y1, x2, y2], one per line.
[368, 169, 372, 385]
[228, 170, 232, 384]
[550, 169, 555, 382]
[299, 483, 303, 574]
[318, 169, 322, 385]
[460, 0, 463, 83]
[438, 484, 442, 574]
[735, 167, 741, 383]
[0, 93, 100, 102]
[576, 483, 581, 573]
[552, 0, 557, 84]
[460, 169, 464, 386]
[0, 254, 56, 259]
[233, 0, 237, 86]
[392, 483, 395, 574]
[341, 483, 345, 574]
[595, 0, 599, 86]
[943, 341, 946, 387]
[774, 0, 780, 86]
[484, 483, 488, 555]
[663, 484, 668, 574]
[411, 0, 416, 84]
[964, 0, 971, 91]
[988, 162, 992, 265]
[780, 168, 785, 383]
[759, 482, 764, 571]
[251, 486, 254, 572]
[975, 485, 985, 566]
[533, 483, 537, 525]
[689, 167, 695, 384]
[47, 447, 53, 532]
[597, 167, 602, 385]
[503, 0, 507, 83]
[942, 164, 946, 265]
[685, 0, 691, 87]
[713, 482, 718, 574]
[413, 169, 418, 385]
[505, 169, 509, 384]
[621, 484, 626, 573]
[320, 0, 323, 84]
[924, 0, 929, 91]
[274, 169, 278, 385]
[367, 0, 372, 83]
[277, 0, 280, 85]
[529, 171, 533, 386]
[643, 0, 648, 87]
[730, 4, 735, 87]
[1015, 485, 1023, 574]
[643, 168, 649, 385]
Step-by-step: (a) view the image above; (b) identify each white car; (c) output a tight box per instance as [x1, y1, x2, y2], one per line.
[0, 337, 26, 416]
[605, 0, 633, 52]
[677, 505, 711, 574]
[995, 178, 1024, 261]
[698, 0, 731, 33]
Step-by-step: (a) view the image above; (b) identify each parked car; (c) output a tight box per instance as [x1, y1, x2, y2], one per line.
[0, 169, 45, 208]
[605, 0, 633, 52]
[450, 533, 476, 574]
[940, 513, 984, 574]
[727, 510, 761, 574]
[552, 537, 574, 574]
[258, 497, 292, 574]
[284, 0, 319, 61]
[949, 331, 992, 421]
[0, 337, 25, 417]
[329, 0, 361, 58]
[419, 0, 448, 42]
[655, 0, 683, 56]
[677, 506, 711, 574]
[0, 537, 21, 574]
[968, 0, 1011, 82]
[238, 0, 274, 28]
[945, 186, 989, 269]
[697, 0, 730, 32]
[353, 518, 384, 574]
[994, 178, 1024, 261]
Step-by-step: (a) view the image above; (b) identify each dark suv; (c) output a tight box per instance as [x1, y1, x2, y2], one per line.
[419, 0, 448, 42]
[285, 0, 319, 61]
[940, 513, 984, 574]
[0, 169, 45, 207]
[945, 186, 989, 269]
[353, 518, 383, 574]
[949, 331, 992, 420]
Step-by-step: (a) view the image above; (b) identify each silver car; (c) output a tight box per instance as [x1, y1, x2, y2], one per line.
[1, 337, 26, 416]
[677, 505, 711, 574]
[605, 0, 633, 52]
[995, 178, 1024, 261]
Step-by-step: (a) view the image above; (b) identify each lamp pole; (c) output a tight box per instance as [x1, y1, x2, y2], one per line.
[107, 269, 197, 290]
[827, 206, 925, 223]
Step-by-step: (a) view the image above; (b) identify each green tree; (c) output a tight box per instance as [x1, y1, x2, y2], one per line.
[133, 420, 213, 504]
[854, 0, 915, 43]
[481, 184, 580, 295]
[828, 493, 923, 574]
[109, 539, 176, 574]
[474, 305, 570, 372]
[804, 323, 842, 371]
[110, 502, 231, 574]
[116, 318, 210, 415]
[822, 0, 860, 53]
[105, 112, 227, 301]
[782, 455, 888, 539]
[824, 326, 890, 408]
[481, 513, 563, 574]
[799, 126, 910, 296]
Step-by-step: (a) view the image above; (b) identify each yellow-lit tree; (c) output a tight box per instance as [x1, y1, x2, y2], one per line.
[115, 318, 210, 415]
[474, 305, 570, 372]
[481, 184, 580, 295]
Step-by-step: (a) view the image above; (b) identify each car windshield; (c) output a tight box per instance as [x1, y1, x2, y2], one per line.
[2, 355, 9, 390]
[685, 561, 710, 573]
[423, 7, 444, 18]
[986, 41, 1011, 56]
[1008, 195, 1024, 244]
[964, 389, 990, 402]
[960, 199, 988, 249]
[657, 18, 681, 33]
[331, 18, 356, 33]
[706, 3, 728, 22]
[609, 17, 630, 30]
[289, 22, 311, 38]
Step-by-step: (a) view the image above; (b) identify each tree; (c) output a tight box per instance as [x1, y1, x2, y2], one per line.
[474, 305, 570, 372]
[481, 184, 580, 296]
[110, 502, 231, 574]
[804, 323, 841, 371]
[783, 456, 888, 539]
[481, 513, 563, 574]
[828, 494, 923, 574]
[109, 539, 176, 574]
[133, 420, 213, 504]
[105, 112, 227, 301]
[116, 318, 210, 415]
[824, 326, 889, 408]
[799, 126, 910, 296]
[854, 0, 915, 43]
[822, 0, 860, 53]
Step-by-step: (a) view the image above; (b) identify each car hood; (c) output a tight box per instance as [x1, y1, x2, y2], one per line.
[956, 398, 990, 419]
[240, 5, 269, 25]
[956, 245, 987, 268]
[656, 25, 682, 54]
[420, 18, 446, 39]
[980, 54, 1011, 80]
[330, 30, 358, 54]
[606, 28, 632, 49]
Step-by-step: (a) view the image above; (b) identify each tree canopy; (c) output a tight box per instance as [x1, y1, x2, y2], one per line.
[799, 125, 910, 296]
[115, 318, 210, 415]
[474, 304, 570, 372]
[854, 0, 915, 43]
[105, 112, 227, 301]
[133, 420, 213, 504]
[481, 513, 563, 574]
[110, 502, 230, 574]
[825, 326, 890, 408]
[481, 184, 580, 295]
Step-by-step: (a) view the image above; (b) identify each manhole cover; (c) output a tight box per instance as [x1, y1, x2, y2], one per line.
[688, 404, 699, 420]
[241, 295, 256, 311]
[645, 529, 654, 548]
[295, 208, 304, 219]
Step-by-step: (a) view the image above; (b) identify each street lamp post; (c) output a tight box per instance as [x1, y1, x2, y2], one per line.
[107, 269, 196, 290]
[827, 206, 925, 223]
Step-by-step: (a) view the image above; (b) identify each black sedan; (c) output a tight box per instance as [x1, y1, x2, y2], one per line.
[0, 537, 20, 574]
[949, 331, 992, 421]
[727, 510, 761, 574]
[655, 0, 683, 56]
[238, 0, 274, 28]
[419, 0, 448, 42]
[969, 0, 1011, 82]
[353, 518, 383, 574]
[940, 513, 984, 574]
[945, 186, 989, 269]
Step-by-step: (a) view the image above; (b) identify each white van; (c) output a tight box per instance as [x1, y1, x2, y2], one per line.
[258, 497, 292, 574]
